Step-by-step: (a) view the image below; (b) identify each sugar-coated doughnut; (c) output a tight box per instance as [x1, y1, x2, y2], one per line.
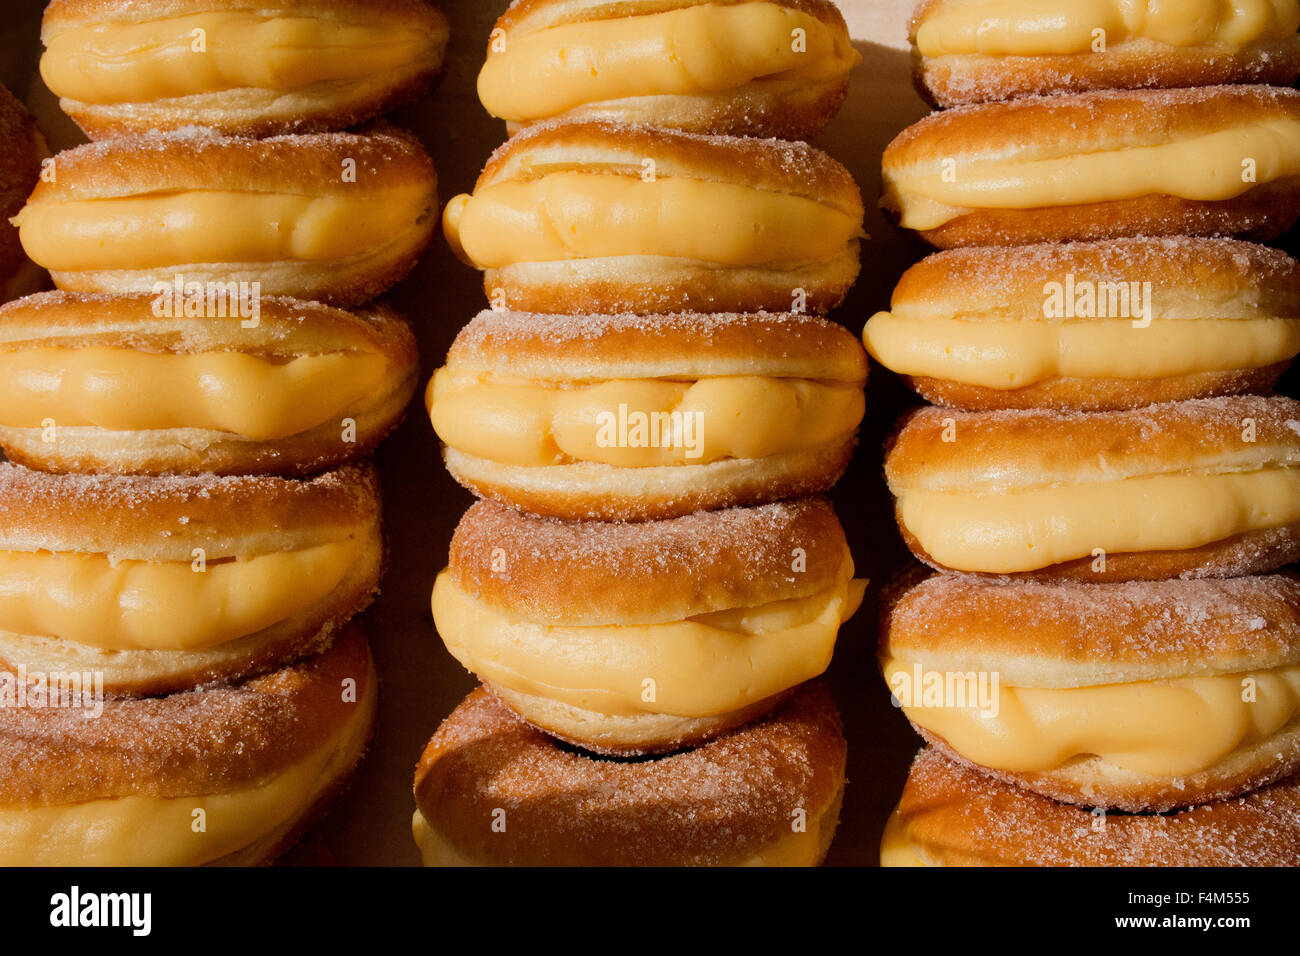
[0, 291, 417, 476]
[0, 85, 45, 304]
[478, 0, 857, 137]
[443, 120, 864, 314]
[910, 0, 1300, 107]
[430, 310, 867, 520]
[432, 498, 863, 754]
[0, 625, 376, 866]
[881, 570, 1300, 811]
[40, 0, 449, 138]
[413, 683, 845, 866]
[882, 747, 1300, 867]
[884, 395, 1300, 580]
[881, 85, 1300, 247]
[13, 127, 438, 307]
[0, 462, 381, 695]
[864, 238, 1300, 411]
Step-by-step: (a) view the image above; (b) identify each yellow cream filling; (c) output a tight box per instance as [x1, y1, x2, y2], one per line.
[477, 2, 857, 122]
[14, 186, 431, 272]
[897, 467, 1300, 574]
[430, 565, 864, 718]
[879, 809, 928, 867]
[41, 12, 435, 103]
[427, 371, 863, 467]
[883, 658, 1300, 777]
[916, 0, 1300, 57]
[0, 542, 357, 651]
[0, 347, 388, 440]
[412, 806, 828, 867]
[443, 172, 861, 269]
[0, 682, 374, 867]
[886, 118, 1300, 231]
[863, 314, 1300, 388]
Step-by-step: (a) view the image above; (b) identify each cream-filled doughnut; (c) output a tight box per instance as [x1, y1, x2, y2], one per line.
[0, 291, 418, 475]
[881, 85, 1300, 247]
[12, 127, 438, 307]
[882, 748, 1300, 867]
[443, 120, 864, 314]
[432, 498, 863, 754]
[40, 0, 449, 138]
[881, 571, 1300, 811]
[0, 626, 377, 867]
[477, 0, 858, 137]
[864, 238, 1300, 410]
[910, 0, 1300, 107]
[0, 462, 381, 695]
[0, 85, 45, 304]
[429, 310, 868, 520]
[413, 683, 845, 866]
[884, 395, 1300, 580]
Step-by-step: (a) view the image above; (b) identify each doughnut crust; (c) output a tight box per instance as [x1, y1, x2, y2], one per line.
[14, 127, 438, 307]
[885, 395, 1300, 580]
[445, 120, 863, 314]
[436, 498, 858, 753]
[882, 571, 1300, 811]
[0, 85, 45, 303]
[0, 626, 377, 866]
[909, 0, 1300, 108]
[881, 86, 1300, 247]
[40, 0, 449, 138]
[432, 310, 867, 520]
[885, 748, 1300, 867]
[481, 0, 856, 138]
[0, 463, 381, 694]
[412, 683, 845, 866]
[0, 291, 418, 476]
[864, 238, 1300, 411]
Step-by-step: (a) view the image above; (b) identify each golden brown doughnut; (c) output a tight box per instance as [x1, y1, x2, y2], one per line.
[0, 291, 418, 476]
[443, 120, 864, 314]
[884, 395, 1300, 580]
[864, 237, 1300, 411]
[430, 309, 867, 520]
[13, 127, 438, 307]
[432, 498, 863, 754]
[881, 571, 1300, 811]
[412, 683, 845, 866]
[0, 462, 381, 695]
[881, 85, 1300, 247]
[40, 0, 449, 138]
[909, 0, 1300, 107]
[478, 0, 857, 138]
[882, 747, 1300, 867]
[0, 84, 45, 304]
[0, 625, 377, 866]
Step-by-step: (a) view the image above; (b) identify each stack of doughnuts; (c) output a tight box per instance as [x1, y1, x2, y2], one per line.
[872, 1, 1300, 866]
[0, 0, 448, 866]
[414, 0, 868, 866]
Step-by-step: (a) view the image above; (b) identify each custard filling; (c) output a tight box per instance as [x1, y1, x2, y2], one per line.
[896, 467, 1300, 573]
[42, 13, 438, 102]
[883, 657, 1300, 777]
[14, 186, 432, 272]
[915, 0, 1300, 57]
[863, 314, 1300, 388]
[431, 562, 864, 718]
[443, 172, 862, 268]
[428, 370, 864, 467]
[0, 675, 375, 867]
[477, 2, 858, 121]
[0, 541, 359, 651]
[0, 347, 388, 440]
[884, 118, 1300, 230]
